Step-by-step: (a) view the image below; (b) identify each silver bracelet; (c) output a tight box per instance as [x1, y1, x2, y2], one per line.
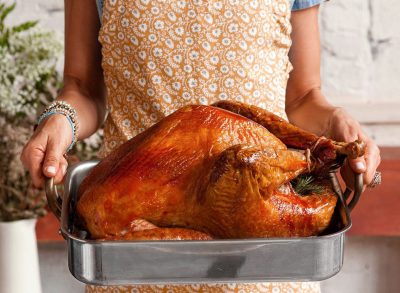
[37, 101, 79, 153]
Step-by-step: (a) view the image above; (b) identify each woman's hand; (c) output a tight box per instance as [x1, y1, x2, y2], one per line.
[325, 107, 381, 189]
[20, 114, 72, 188]
[286, 90, 381, 189]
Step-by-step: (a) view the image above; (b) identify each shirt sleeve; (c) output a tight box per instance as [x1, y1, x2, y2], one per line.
[96, 0, 104, 21]
[291, 0, 324, 11]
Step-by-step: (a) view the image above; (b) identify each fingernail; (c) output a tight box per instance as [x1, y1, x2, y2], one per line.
[355, 161, 366, 171]
[46, 166, 57, 174]
[62, 165, 67, 175]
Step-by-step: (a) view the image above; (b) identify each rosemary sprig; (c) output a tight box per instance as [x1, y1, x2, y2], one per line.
[291, 175, 325, 196]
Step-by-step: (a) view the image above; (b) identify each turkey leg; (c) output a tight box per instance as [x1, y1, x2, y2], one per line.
[212, 101, 365, 164]
[200, 144, 336, 238]
[105, 220, 213, 240]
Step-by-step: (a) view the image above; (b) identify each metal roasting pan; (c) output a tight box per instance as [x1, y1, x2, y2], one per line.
[45, 160, 363, 285]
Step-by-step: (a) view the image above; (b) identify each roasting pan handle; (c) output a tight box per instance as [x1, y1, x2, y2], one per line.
[44, 169, 363, 220]
[45, 176, 62, 221]
[329, 172, 363, 212]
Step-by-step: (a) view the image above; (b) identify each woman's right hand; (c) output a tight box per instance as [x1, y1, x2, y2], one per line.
[20, 114, 73, 188]
[20, 0, 106, 189]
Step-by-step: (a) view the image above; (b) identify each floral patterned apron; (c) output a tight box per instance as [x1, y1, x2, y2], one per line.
[88, 0, 320, 292]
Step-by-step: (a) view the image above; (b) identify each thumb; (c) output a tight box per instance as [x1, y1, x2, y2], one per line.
[42, 138, 65, 178]
[348, 157, 367, 174]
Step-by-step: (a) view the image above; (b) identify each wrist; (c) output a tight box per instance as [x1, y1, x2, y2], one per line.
[36, 101, 79, 153]
[286, 89, 337, 136]
[57, 89, 106, 139]
[36, 114, 74, 150]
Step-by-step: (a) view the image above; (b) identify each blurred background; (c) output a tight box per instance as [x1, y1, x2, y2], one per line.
[1, 0, 399, 292]
[6, 0, 400, 144]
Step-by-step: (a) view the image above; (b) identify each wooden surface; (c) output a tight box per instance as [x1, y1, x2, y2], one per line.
[36, 147, 400, 242]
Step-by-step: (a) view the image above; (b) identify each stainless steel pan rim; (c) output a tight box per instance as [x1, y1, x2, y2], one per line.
[46, 160, 361, 219]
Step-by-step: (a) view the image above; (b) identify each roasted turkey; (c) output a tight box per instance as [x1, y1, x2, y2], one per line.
[77, 101, 364, 240]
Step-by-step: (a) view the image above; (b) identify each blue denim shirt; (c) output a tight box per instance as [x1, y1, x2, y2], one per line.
[290, 0, 323, 11]
[96, 0, 323, 20]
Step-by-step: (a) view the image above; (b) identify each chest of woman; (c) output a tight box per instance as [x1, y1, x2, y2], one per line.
[97, 0, 292, 159]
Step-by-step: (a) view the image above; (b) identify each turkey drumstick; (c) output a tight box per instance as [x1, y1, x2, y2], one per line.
[213, 101, 365, 164]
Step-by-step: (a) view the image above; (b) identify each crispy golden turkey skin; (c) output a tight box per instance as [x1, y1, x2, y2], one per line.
[77, 102, 364, 240]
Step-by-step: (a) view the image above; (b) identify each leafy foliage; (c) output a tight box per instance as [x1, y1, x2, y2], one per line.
[0, 2, 102, 221]
[291, 175, 325, 196]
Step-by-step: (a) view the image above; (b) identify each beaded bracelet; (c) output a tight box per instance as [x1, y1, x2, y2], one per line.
[37, 101, 79, 153]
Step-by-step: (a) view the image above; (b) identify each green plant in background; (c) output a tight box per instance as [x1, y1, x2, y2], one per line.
[0, 2, 102, 221]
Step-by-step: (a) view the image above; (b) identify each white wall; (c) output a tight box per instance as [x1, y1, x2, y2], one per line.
[7, 0, 64, 33]
[320, 0, 400, 146]
[7, 0, 400, 145]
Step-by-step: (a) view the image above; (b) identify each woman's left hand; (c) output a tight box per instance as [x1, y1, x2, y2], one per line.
[324, 107, 381, 189]
[286, 90, 381, 190]
[287, 5, 381, 189]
